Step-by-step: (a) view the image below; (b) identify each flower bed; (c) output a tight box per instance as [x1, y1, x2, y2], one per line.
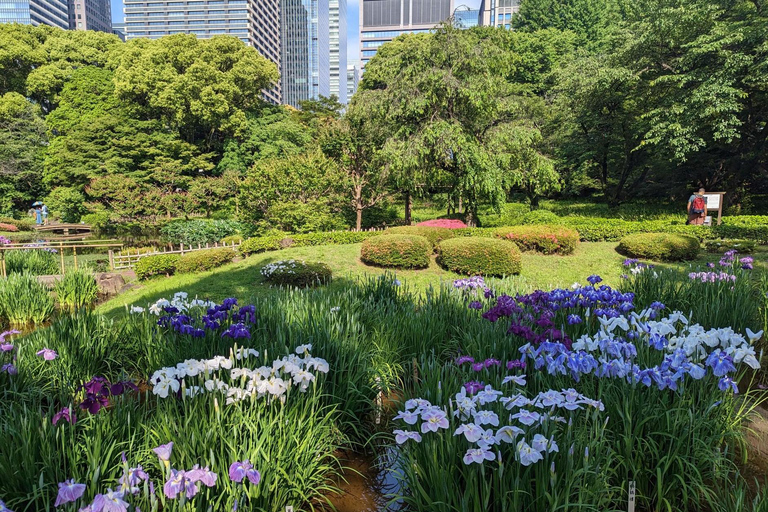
[415, 219, 468, 229]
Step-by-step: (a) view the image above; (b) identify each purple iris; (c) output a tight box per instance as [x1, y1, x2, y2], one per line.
[153, 442, 174, 462]
[587, 275, 602, 285]
[483, 358, 501, 368]
[707, 262, 715, 268]
[164, 469, 195, 499]
[36, 348, 58, 361]
[471, 362, 485, 372]
[222, 323, 250, 339]
[463, 380, 484, 395]
[455, 355, 475, 365]
[567, 314, 582, 325]
[79, 393, 109, 414]
[186, 466, 218, 488]
[1, 363, 17, 375]
[54, 479, 86, 507]
[506, 360, 525, 370]
[718, 376, 739, 393]
[0, 343, 13, 352]
[468, 301, 483, 310]
[52, 407, 76, 426]
[228, 460, 261, 485]
[706, 351, 736, 377]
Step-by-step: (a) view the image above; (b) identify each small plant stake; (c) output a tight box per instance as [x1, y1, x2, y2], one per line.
[286, 507, 294, 512]
[628, 481, 636, 512]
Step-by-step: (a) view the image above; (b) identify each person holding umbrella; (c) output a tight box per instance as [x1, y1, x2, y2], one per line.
[32, 201, 43, 225]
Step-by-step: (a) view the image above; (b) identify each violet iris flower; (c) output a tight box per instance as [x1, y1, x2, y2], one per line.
[36, 348, 58, 361]
[0, 343, 13, 352]
[587, 275, 602, 285]
[186, 466, 217, 488]
[1, 364, 16, 375]
[52, 407, 76, 426]
[153, 442, 174, 462]
[163, 470, 188, 499]
[455, 355, 474, 365]
[54, 479, 86, 507]
[228, 460, 261, 485]
[91, 489, 129, 512]
[0, 499, 12, 512]
[468, 301, 483, 310]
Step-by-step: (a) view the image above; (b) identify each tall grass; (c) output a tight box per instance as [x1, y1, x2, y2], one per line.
[54, 269, 99, 309]
[0, 273, 55, 326]
[6, 249, 59, 276]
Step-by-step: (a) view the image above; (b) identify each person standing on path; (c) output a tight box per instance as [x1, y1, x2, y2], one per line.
[687, 188, 708, 225]
[42, 204, 49, 225]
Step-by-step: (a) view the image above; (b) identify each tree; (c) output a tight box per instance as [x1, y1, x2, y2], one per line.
[512, 0, 621, 45]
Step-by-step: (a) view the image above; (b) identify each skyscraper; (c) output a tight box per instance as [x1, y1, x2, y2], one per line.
[453, 5, 478, 28]
[123, 0, 281, 103]
[346, 62, 360, 100]
[329, 0, 346, 103]
[359, 0, 453, 67]
[479, 0, 518, 28]
[0, 0, 69, 29]
[68, 0, 112, 33]
[280, 0, 329, 108]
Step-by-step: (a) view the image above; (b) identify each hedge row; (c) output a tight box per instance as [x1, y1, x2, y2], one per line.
[437, 237, 522, 276]
[135, 248, 236, 280]
[160, 220, 243, 245]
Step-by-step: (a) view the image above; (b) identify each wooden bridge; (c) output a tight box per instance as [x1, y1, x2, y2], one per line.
[34, 223, 92, 240]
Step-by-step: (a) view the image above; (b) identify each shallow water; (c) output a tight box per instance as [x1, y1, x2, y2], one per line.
[327, 448, 403, 512]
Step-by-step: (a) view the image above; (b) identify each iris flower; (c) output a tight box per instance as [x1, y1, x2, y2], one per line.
[52, 407, 76, 426]
[462, 447, 495, 465]
[54, 479, 86, 507]
[228, 460, 260, 485]
[36, 348, 57, 361]
[393, 430, 422, 444]
[153, 442, 174, 462]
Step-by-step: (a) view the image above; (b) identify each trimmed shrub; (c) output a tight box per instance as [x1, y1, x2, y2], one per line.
[292, 231, 378, 247]
[618, 233, 700, 261]
[220, 234, 244, 245]
[176, 248, 236, 274]
[240, 235, 283, 256]
[386, 226, 456, 248]
[6, 249, 59, 276]
[704, 239, 756, 254]
[135, 254, 179, 281]
[361, 234, 431, 269]
[54, 269, 99, 309]
[160, 220, 242, 245]
[437, 237, 522, 276]
[261, 260, 332, 287]
[521, 210, 561, 225]
[416, 219, 468, 229]
[495, 225, 580, 255]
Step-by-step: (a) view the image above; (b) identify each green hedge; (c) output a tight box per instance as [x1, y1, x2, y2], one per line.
[176, 248, 236, 274]
[618, 233, 701, 261]
[135, 254, 180, 281]
[521, 210, 560, 225]
[384, 226, 456, 248]
[240, 235, 283, 256]
[495, 225, 579, 255]
[704, 239, 756, 254]
[437, 237, 522, 276]
[361, 234, 431, 269]
[160, 220, 243, 245]
[261, 260, 332, 287]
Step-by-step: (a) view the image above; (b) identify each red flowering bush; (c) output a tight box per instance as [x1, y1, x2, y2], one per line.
[0, 223, 18, 232]
[416, 219, 468, 229]
[495, 225, 579, 255]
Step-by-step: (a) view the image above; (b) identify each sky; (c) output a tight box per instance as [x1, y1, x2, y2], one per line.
[111, 0, 482, 66]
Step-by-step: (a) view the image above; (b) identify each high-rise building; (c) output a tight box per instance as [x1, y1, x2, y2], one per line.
[280, 0, 329, 108]
[112, 21, 126, 40]
[479, 0, 518, 28]
[359, 0, 453, 67]
[0, 0, 69, 29]
[123, 0, 281, 103]
[329, 0, 346, 103]
[346, 62, 359, 100]
[453, 5, 478, 28]
[68, 0, 111, 32]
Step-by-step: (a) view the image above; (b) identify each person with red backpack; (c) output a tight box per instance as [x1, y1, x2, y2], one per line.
[687, 187, 708, 225]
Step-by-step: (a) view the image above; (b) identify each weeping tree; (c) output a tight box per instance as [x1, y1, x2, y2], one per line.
[357, 23, 559, 226]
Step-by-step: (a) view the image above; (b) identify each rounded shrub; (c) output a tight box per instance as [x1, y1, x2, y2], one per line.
[260, 260, 332, 287]
[240, 235, 283, 256]
[135, 254, 179, 281]
[618, 233, 700, 261]
[495, 225, 580, 255]
[385, 226, 456, 248]
[521, 209, 560, 225]
[437, 237, 522, 276]
[220, 234, 244, 245]
[361, 234, 431, 269]
[176, 248, 236, 274]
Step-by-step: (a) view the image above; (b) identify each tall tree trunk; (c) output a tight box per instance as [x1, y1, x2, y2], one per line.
[354, 183, 363, 231]
[404, 190, 412, 225]
[458, 195, 463, 214]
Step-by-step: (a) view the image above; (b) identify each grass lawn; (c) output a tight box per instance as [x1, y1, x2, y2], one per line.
[97, 241, 768, 317]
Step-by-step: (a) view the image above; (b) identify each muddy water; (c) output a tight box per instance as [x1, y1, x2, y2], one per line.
[327, 448, 403, 512]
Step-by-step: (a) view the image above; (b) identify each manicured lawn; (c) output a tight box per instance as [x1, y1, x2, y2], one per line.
[98, 241, 768, 316]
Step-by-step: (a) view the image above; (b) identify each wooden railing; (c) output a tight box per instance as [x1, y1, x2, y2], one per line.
[110, 241, 243, 270]
[0, 241, 124, 278]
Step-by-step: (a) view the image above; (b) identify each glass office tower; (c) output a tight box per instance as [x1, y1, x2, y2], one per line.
[0, 0, 69, 29]
[280, 0, 329, 107]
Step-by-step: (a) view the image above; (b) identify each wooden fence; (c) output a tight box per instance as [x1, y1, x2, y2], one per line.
[0, 241, 124, 278]
[111, 241, 243, 270]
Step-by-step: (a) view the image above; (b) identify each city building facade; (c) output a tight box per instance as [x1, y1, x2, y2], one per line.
[359, 0, 453, 67]
[328, 0, 346, 103]
[68, 0, 111, 32]
[0, 0, 69, 29]
[346, 62, 359, 100]
[453, 5, 478, 28]
[280, 0, 329, 107]
[479, 0, 518, 28]
[112, 21, 126, 40]
[123, 0, 281, 103]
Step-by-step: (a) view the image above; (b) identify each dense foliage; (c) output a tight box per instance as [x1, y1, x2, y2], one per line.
[160, 220, 242, 246]
[260, 260, 333, 287]
[618, 233, 701, 261]
[496, 225, 580, 254]
[134, 254, 180, 281]
[175, 248, 236, 274]
[385, 226, 456, 249]
[360, 234, 432, 269]
[437, 237, 523, 276]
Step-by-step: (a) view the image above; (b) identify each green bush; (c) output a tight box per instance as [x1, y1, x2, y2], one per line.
[160, 220, 242, 245]
[521, 210, 561, 225]
[134, 254, 179, 281]
[54, 269, 99, 309]
[6, 249, 60, 276]
[618, 233, 700, 261]
[292, 230, 379, 247]
[438, 237, 522, 276]
[495, 225, 580, 255]
[703, 239, 756, 254]
[481, 203, 531, 227]
[385, 226, 456, 248]
[240, 235, 283, 256]
[0, 217, 35, 231]
[220, 234, 244, 245]
[44, 186, 87, 223]
[260, 260, 332, 287]
[0, 272, 55, 326]
[176, 248, 236, 274]
[361, 234, 431, 269]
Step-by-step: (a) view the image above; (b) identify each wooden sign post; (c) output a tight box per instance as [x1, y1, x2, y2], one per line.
[702, 192, 726, 226]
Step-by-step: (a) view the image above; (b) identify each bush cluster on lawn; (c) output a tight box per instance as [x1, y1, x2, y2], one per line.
[220, 234, 244, 245]
[704, 239, 757, 254]
[176, 248, 236, 274]
[134, 254, 180, 281]
[0, 222, 18, 232]
[437, 237, 522, 276]
[385, 226, 456, 248]
[521, 209, 560, 225]
[618, 233, 701, 261]
[495, 225, 579, 255]
[240, 231, 379, 257]
[261, 260, 332, 287]
[160, 220, 243, 246]
[361, 234, 431, 269]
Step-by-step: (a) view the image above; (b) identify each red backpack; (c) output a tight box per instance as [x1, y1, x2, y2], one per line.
[692, 196, 706, 214]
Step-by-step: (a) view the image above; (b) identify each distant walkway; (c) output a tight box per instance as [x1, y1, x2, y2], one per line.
[34, 223, 92, 237]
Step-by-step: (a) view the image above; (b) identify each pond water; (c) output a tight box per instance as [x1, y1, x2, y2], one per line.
[327, 447, 403, 512]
